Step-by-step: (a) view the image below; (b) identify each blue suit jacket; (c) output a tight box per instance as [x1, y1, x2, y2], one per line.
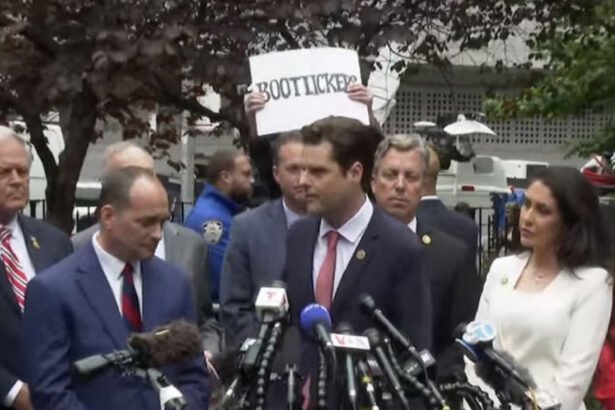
[282, 206, 432, 409]
[0, 216, 72, 409]
[220, 199, 288, 349]
[22, 242, 210, 410]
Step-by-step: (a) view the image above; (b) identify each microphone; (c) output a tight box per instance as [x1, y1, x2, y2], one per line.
[299, 304, 334, 352]
[73, 320, 201, 378]
[127, 320, 202, 367]
[363, 328, 410, 410]
[358, 294, 420, 359]
[455, 321, 536, 391]
[255, 280, 289, 324]
[335, 322, 359, 410]
[272, 327, 303, 410]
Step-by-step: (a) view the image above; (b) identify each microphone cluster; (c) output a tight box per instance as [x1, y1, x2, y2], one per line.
[221, 284, 561, 410]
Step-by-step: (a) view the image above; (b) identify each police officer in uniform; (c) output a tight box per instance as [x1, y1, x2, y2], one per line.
[185, 149, 253, 304]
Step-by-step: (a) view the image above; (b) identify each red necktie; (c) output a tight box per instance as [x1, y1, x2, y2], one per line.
[121, 262, 142, 332]
[304, 231, 340, 409]
[0, 227, 29, 312]
[314, 231, 340, 310]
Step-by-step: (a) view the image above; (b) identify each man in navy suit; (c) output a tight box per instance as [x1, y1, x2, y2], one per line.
[220, 131, 306, 350]
[0, 126, 73, 410]
[282, 117, 431, 409]
[370, 134, 481, 385]
[23, 167, 209, 410]
[417, 148, 479, 260]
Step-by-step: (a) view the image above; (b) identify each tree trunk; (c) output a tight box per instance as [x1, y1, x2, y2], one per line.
[45, 86, 97, 233]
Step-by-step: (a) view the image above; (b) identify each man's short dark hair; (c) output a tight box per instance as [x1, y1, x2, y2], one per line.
[272, 131, 303, 166]
[206, 149, 242, 183]
[98, 166, 158, 212]
[300, 116, 382, 189]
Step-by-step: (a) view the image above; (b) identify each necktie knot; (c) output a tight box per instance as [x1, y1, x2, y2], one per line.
[0, 226, 12, 243]
[325, 230, 340, 250]
[122, 262, 134, 277]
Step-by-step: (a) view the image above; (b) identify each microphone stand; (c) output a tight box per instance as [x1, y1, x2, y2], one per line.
[383, 337, 442, 410]
[132, 367, 187, 410]
[438, 381, 497, 410]
[317, 350, 328, 410]
[255, 321, 284, 410]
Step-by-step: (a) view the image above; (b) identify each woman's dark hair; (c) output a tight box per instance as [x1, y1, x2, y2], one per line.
[530, 166, 614, 272]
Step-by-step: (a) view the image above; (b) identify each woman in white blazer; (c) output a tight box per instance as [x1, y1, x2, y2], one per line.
[467, 166, 613, 410]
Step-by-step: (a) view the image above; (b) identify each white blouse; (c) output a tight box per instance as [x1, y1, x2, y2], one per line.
[466, 252, 613, 410]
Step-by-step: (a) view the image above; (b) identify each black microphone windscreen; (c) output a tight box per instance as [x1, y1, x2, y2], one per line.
[358, 294, 376, 315]
[272, 326, 302, 375]
[453, 322, 468, 340]
[271, 280, 287, 289]
[363, 328, 382, 348]
[335, 321, 354, 334]
[127, 320, 202, 368]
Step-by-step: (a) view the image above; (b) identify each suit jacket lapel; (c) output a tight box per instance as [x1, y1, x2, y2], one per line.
[76, 242, 130, 348]
[269, 200, 289, 270]
[300, 218, 319, 306]
[330, 211, 380, 319]
[18, 215, 45, 273]
[141, 259, 163, 331]
[0, 263, 19, 313]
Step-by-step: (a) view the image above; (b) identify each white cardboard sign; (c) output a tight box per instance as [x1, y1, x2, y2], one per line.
[249, 47, 370, 136]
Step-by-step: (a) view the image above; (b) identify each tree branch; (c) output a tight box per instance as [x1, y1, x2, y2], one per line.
[0, 88, 59, 178]
[0, 15, 59, 57]
[277, 21, 300, 48]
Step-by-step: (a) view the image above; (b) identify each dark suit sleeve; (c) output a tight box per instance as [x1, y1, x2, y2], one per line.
[164, 275, 211, 410]
[193, 237, 223, 355]
[0, 367, 18, 407]
[437, 242, 481, 378]
[219, 218, 259, 350]
[393, 243, 432, 351]
[23, 278, 90, 410]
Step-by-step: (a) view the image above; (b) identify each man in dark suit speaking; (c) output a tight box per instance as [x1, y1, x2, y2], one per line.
[0, 126, 73, 410]
[282, 117, 431, 409]
[371, 134, 481, 384]
[23, 167, 209, 410]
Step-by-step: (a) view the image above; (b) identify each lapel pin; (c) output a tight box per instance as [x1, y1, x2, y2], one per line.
[31, 236, 40, 250]
[500, 277, 508, 286]
[356, 249, 366, 260]
[421, 234, 431, 246]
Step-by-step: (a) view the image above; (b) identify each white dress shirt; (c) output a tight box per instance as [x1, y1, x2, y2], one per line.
[282, 199, 304, 228]
[92, 232, 143, 315]
[407, 217, 417, 233]
[155, 233, 165, 260]
[2, 217, 37, 407]
[466, 252, 613, 410]
[312, 196, 373, 298]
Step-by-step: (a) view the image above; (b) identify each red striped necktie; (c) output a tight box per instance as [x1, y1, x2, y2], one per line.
[121, 262, 142, 332]
[0, 226, 29, 312]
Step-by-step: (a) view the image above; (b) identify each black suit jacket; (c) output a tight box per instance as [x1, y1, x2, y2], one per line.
[415, 221, 481, 380]
[282, 207, 431, 409]
[417, 198, 479, 260]
[0, 215, 72, 408]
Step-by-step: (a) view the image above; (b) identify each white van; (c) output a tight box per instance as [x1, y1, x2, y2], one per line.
[501, 159, 549, 189]
[437, 155, 510, 208]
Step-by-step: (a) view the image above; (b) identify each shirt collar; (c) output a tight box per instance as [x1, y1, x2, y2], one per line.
[92, 231, 139, 279]
[282, 198, 304, 228]
[3, 216, 22, 240]
[421, 195, 439, 201]
[408, 217, 417, 233]
[319, 196, 373, 244]
[201, 184, 240, 214]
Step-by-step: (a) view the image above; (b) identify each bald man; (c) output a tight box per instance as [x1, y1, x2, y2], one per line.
[417, 146, 480, 265]
[72, 142, 223, 356]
